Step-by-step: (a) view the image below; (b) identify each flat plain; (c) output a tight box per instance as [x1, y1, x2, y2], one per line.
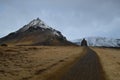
[0, 46, 83, 80]
[93, 47, 120, 80]
[0, 46, 120, 80]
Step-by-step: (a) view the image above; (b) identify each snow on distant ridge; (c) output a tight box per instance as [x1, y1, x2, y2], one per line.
[72, 37, 120, 47]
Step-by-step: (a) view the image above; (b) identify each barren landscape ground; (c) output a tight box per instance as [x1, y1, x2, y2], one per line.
[0, 46, 120, 80]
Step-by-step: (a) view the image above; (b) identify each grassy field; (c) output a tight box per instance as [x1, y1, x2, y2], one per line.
[92, 47, 120, 80]
[0, 46, 83, 80]
[0, 46, 120, 80]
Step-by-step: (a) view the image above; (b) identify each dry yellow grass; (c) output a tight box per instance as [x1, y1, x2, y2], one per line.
[92, 47, 120, 80]
[0, 46, 83, 80]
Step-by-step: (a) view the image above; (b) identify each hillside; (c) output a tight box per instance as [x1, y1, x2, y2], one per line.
[0, 18, 74, 46]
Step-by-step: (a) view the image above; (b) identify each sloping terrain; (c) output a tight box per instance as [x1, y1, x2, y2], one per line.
[0, 18, 74, 46]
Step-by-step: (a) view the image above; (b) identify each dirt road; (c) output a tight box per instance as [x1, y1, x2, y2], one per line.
[61, 47, 106, 80]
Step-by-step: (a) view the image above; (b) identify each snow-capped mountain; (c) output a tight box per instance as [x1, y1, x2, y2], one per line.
[17, 18, 62, 37]
[0, 18, 74, 46]
[18, 18, 51, 32]
[72, 37, 120, 47]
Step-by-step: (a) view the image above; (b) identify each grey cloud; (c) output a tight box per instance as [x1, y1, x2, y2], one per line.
[0, 0, 120, 40]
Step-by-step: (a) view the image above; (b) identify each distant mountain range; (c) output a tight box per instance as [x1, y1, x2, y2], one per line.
[0, 18, 74, 46]
[72, 37, 120, 47]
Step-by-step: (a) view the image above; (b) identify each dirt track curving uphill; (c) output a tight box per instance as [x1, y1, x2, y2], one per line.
[61, 47, 106, 80]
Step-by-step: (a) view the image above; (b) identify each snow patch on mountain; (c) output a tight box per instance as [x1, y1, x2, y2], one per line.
[72, 37, 120, 47]
[53, 31, 60, 36]
[16, 18, 61, 37]
[28, 18, 50, 29]
[17, 18, 51, 32]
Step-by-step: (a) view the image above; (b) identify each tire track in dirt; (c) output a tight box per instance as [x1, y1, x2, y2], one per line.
[61, 47, 106, 80]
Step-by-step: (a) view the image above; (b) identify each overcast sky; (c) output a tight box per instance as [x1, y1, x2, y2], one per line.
[0, 0, 120, 40]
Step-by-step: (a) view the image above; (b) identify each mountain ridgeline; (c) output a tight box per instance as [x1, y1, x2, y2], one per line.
[0, 18, 74, 46]
[72, 37, 120, 47]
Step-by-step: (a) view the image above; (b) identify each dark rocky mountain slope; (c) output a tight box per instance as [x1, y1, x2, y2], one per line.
[0, 18, 74, 46]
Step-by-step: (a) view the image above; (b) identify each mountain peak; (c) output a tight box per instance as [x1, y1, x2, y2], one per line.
[36, 17, 40, 20]
[0, 18, 74, 46]
[17, 18, 51, 32]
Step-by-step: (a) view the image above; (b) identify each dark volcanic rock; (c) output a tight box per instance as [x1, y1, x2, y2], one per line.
[81, 38, 88, 46]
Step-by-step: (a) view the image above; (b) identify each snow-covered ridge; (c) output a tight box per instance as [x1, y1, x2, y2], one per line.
[17, 18, 51, 32]
[72, 37, 120, 47]
[28, 18, 50, 29]
[17, 18, 61, 36]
